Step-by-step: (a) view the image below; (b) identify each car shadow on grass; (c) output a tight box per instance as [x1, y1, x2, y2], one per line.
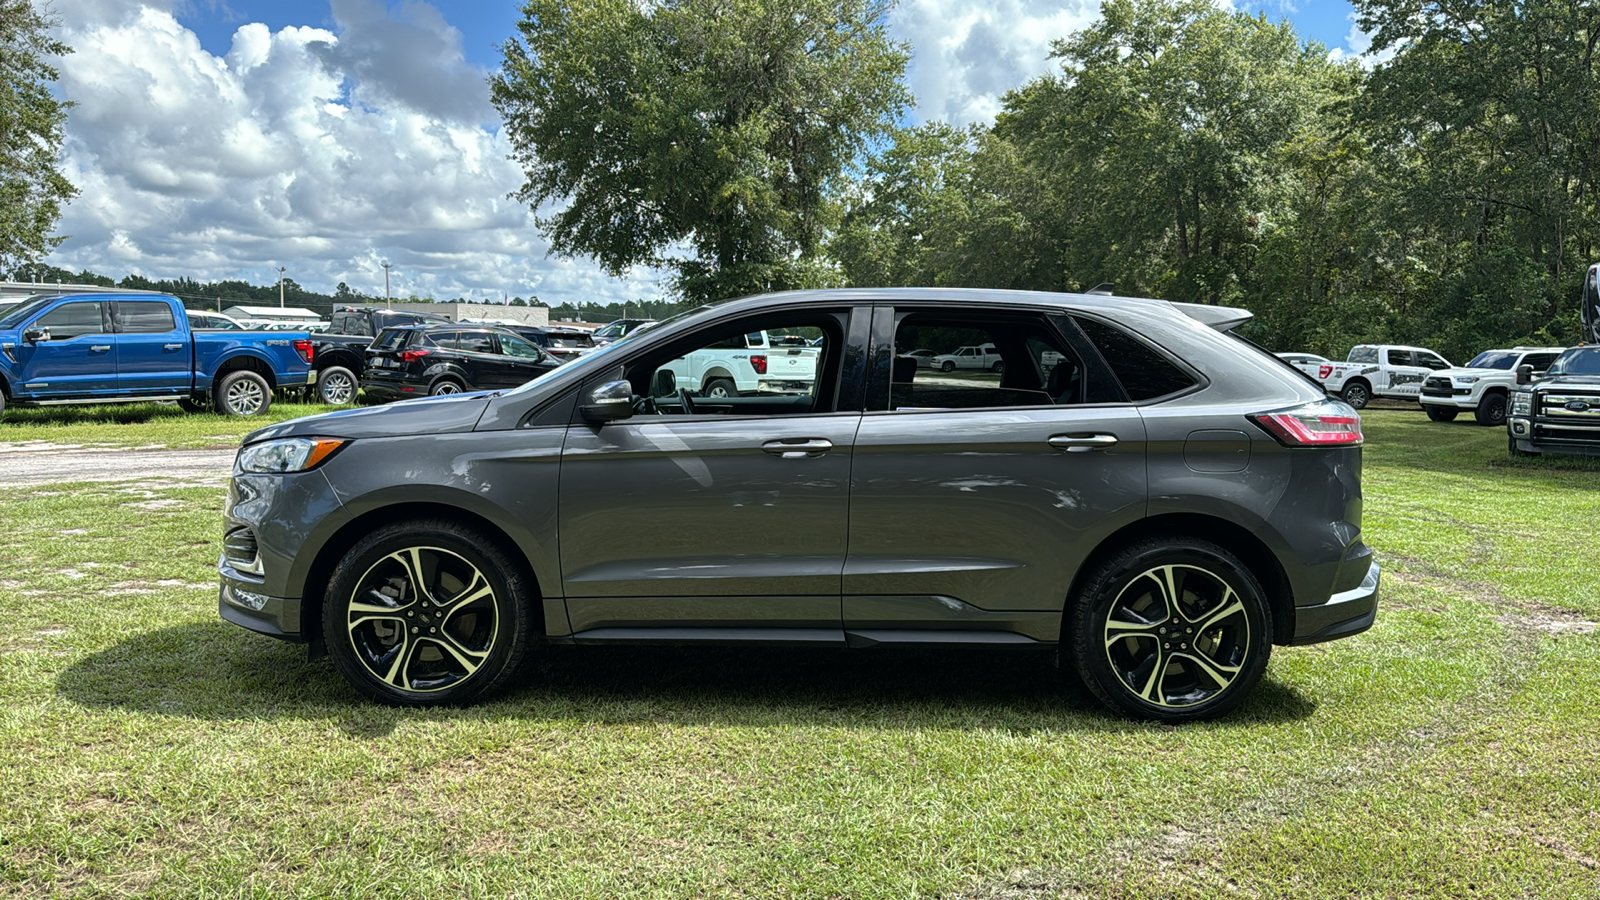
[56, 623, 1318, 734]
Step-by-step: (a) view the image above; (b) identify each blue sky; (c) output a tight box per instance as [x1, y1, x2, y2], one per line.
[44, 0, 1371, 306]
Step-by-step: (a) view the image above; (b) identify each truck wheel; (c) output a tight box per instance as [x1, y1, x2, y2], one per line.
[991, 360, 1004, 373]
[429, 378, 464, 396]
[941, 360, 956, 373]
[1474, 392, 1507, 426]
[214, 370, 272, 417]
[1070, 536, 1272, 722]
[702, 377, 737, 399]
[317, 366, 358, 405]
[1424, 405, 1457, 422]
[1340, 381, 1370, 409]
[0, 390, 6, 420]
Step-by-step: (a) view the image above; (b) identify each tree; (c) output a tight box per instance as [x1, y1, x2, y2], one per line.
[491, 0, 910, 303]
[0, 0, 77, 276]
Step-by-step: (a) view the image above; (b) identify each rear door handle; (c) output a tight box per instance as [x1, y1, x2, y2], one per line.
[1049, 433, 1118, 453]
[164, 343, 184, 350]
[762, 438, 833, 458]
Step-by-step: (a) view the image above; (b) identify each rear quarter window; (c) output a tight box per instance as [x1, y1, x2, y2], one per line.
[1072, 316, 1197, 401]
[372, 328, 410, 350]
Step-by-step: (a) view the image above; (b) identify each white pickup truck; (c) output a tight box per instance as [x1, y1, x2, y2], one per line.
[932, 343, 1003, 372]
[1290, 344, 1452, 409]
[661, 330, 820, 398]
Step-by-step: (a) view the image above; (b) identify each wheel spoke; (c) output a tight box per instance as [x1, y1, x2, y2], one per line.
[1104, 616, 1160, 650]
[1192, 589, 1244, 633]
[1177, 649, 1241, 691]
[438, 569, 494, 619]
[388, 548, 438, 604]
[1154, 565, 1182, 617]
[426, 632, 488, 676]
[1133, 650, 1171, 707]
[380, 632, 420, 687]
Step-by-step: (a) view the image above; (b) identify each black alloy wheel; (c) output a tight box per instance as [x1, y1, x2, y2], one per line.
[323, 520, 531, 705]
[1340, 381, 1369, 410]
[1071, 537, 1271, 722]
[1475, 392, 1507, 426]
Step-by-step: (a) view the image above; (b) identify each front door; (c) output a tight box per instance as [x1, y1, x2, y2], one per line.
[14, 300, 116, 397]
[842, 304, 1149, 643]
[113, 300, 190, 393]
[556, 307, 866, 640]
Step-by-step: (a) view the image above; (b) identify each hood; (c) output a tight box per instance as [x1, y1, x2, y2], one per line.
[1533, 374, 1600, 391]
[240, 392, 495, 444]
[1432, 366, 1510, 380]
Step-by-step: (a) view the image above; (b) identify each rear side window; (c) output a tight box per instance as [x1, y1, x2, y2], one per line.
[119, 301, 177, 333]
[1525, 353, 1559, 371]
[422, 332, 459, 349]
[1387, 349, 1414, 366]
[458, 332, 497, 354]
[372, 328, 410, 350]
[332, 312, 370, 335]
[1072, 316, 1196, 401]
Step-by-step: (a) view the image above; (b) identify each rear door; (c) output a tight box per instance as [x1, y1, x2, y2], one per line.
[113, 300, 191, 394]
[14, 299, 116, 397]
[1383, 348, 1430, 398]
[842, 303, 1149, 644]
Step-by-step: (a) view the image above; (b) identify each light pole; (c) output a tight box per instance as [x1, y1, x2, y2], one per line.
[381, 260, 393, 302]
[277, 267, 286, 307]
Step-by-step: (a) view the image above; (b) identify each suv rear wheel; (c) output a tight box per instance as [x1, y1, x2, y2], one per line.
[1070, 537, 1272, 722]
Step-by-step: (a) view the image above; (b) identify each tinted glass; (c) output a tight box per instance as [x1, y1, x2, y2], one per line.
[1419, 352, 1449, 370]
[1467, 351, 1518, 370]
[1072, 316, 1195, 401]
[458, 332, 496, 354]
[1548, 349, 1600, 376]
[120, 301, 177, 333]
[372, 328, 410, 350]
[332, 312, 369, 335]
[889, 314, 1079, 409]
[1525, 353, 1559, 370]
[421, 332, 457, 349]
[1348, 346, 1378, 363]
[36, 302, 104, 339]
[1386, 349, 1413, 366]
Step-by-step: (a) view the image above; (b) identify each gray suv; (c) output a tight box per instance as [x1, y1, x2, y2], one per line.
[219, 288, 1379, 721]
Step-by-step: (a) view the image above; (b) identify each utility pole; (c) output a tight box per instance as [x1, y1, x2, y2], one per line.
[381, 260, 393, 302]
[278, 267, 286, 307]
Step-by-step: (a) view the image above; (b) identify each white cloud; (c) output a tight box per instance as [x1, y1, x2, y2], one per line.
[45, 2, 666, 306]
[890, 0, 1101, 125]
[1327, 13, 1398, 66]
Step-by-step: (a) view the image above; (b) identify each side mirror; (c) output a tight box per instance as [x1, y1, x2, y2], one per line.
[579, 380, 635, 424]
[1516, 364, 1533, 385]
[22, 327, 48, 343]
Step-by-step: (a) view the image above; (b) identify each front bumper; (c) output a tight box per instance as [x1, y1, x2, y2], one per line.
[1289, 559, 1379, 645]
[218, 570, 305, 642]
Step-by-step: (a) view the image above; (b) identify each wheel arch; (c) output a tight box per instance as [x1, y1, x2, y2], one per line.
[213, 353, 278, 390]
[295, 500, 549, 654]
[700, 367, 734, 384]
[1065, 513, 1296, 646]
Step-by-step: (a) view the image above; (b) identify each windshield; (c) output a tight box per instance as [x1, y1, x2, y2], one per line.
[0, 296, 57, 329]
[1545, 348, 1600, 377]
[1466, 350, 1519, 370]
[1347, 346, 1378, 363]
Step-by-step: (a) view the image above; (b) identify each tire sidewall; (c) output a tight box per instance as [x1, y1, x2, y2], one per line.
[1071, 539, 1272, 722]
[429, 378, 464, 396]
[318, 366, 357, 405]
[322, 521, 530, 705]
[214, 370, 271, 417]
[1476, 392, 1506, 426]
[704, 377, 735, 398]
[1341, 382, 1369, 409]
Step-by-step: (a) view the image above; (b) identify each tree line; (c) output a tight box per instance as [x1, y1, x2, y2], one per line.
[7, 0, 1599, 360]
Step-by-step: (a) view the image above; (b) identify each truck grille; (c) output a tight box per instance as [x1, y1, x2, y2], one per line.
[1421, 376, 1456, 397]
[1540, 394, 1600, 421]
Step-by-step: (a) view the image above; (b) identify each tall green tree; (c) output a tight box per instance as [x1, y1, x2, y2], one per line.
[0, 0, 76, 277]
[491, 0, 910, 303]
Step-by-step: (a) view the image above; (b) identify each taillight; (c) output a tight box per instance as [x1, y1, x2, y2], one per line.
[749, 354, 767, 374]
[1250, 400, 1363, 446]
[398, 349, 431, 363]
[293, 339, 314, 364]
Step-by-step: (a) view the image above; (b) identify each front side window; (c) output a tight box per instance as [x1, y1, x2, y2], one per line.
[35, 301, 105, 340]
[119, 302, 177, 333]
[632, 315, 840, 416]
[498, 332, 544, 360]
[1386, 349, 1414, 366]
[1418, 352, 1450, 370]
[1524, 353, 1559, 371]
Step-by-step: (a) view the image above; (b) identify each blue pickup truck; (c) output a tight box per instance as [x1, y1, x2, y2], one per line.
[0, 292, 315, 419]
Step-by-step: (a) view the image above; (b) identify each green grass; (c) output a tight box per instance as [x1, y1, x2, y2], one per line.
[2, 409, 1598, 897]
[0, 400, 345, 449]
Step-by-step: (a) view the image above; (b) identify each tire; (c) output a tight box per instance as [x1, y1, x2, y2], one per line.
[213, 370, 271, 417]
[317, 366, 358, 405]
[1474, 392, 1507, 426]
[0, 389, 6, 421]
[940, 360, 955, 373]
[1340, 380, 1370, 409]
[991, 360, 1004, 373]
[429, 378, 464, 397]
[322, 520, 532, 706]
[1424, 405, 1458, 422]
[702, 376, 737, 399]
[1070, 537, 1272, 722]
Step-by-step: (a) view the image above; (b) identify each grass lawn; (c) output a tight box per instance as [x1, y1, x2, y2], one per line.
[1, 409, 1598, 897]
[0, 399, 344, 450]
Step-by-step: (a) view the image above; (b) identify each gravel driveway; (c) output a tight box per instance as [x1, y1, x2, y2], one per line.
[0, 442, 234, 487]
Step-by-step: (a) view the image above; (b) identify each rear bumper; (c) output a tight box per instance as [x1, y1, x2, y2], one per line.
[1289, 559, 1379, 646]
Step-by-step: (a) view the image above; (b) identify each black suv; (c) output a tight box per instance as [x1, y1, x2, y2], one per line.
[311, 307, 453, 404]
[361, 324, 559, 401]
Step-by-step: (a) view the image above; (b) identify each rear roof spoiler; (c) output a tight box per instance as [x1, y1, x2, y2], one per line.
[1170, 301, 1253, 331]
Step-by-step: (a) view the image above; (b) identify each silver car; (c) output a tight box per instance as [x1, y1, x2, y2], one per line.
[219, 288, 1378, 722]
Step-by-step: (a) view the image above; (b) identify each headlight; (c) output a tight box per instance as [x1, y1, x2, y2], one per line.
[1511, 393, 1532, 416]
[235, 437, 347, 474]
[1453, 375, 1479, 384]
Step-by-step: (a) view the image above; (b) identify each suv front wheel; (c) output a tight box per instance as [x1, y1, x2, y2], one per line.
[1070, 537, 1272, 722]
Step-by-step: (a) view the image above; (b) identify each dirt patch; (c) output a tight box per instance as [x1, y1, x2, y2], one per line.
[1496, 612, 1600, 636]
[124, 499, 185, 511]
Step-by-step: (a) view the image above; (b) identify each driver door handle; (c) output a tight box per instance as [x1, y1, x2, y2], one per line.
[90, 345, 111, 352]
[1049, 433, 1118, 453]
[762, 438, 833, 458]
